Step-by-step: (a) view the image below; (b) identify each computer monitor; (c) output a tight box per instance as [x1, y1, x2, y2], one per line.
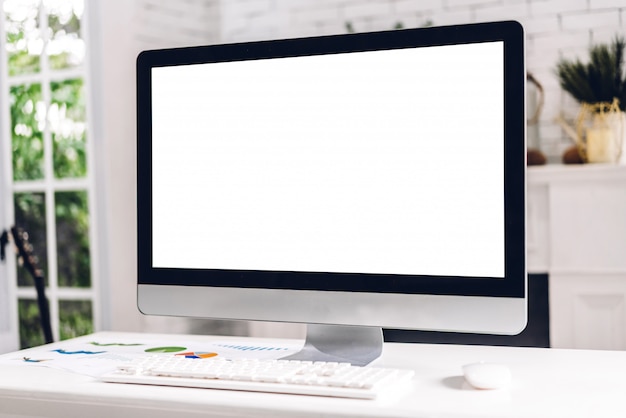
[136, 21, 526, 366]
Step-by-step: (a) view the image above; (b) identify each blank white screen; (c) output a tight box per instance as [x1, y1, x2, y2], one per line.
[151, 41, 505, 278]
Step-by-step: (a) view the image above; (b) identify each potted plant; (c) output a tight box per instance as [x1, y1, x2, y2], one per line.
[556, 36, 625, 163]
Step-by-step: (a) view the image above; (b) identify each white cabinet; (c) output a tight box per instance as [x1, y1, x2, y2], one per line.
[527, 164, 626, 349]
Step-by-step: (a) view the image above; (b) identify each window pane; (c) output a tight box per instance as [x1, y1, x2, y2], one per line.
[45, 0, 84, 70]
[18, 298, 45, 349]
[14, 192, 48, 287]
[3, 0, 42, 76]
[55, 190, 90, 287]
[10, 83, 46, 181]
[50, 78, 87, 178]
[59, 299, 92, 340]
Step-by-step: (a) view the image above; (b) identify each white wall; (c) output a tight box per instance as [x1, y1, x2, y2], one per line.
[219, 0, 625, 162]
[94, 0, 625, 338]
[95, 0, 247, 336]
[96, 0, 143, 334]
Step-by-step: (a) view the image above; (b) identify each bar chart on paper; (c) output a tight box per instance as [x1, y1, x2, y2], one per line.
[212, 342, 301, 359]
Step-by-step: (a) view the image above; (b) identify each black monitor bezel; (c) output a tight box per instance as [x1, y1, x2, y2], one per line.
[137, 21, 525, 298]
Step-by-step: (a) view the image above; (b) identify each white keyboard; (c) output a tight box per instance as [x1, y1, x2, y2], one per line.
[101, 355, 415, 399]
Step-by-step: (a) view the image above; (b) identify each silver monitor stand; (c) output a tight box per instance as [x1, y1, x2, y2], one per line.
[282, 324, 383, 366]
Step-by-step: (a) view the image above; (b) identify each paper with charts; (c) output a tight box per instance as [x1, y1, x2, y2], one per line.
[0, 337, 303, 377]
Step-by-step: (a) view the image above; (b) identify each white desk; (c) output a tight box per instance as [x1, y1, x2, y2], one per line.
[1, 331, 625, 418]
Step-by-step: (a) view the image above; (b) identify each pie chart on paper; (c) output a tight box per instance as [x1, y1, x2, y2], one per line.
[176, 351, 219, 359]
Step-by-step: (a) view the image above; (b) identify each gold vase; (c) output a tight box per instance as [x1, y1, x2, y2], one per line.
[575, 98, 624, 163]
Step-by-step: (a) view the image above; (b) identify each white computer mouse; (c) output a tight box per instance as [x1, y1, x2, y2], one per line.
[462, 362, 511, 390]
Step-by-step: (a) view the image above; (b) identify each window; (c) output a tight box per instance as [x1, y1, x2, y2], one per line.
[0, 0, 98, 349]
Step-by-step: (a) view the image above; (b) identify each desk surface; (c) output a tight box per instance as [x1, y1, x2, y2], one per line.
[1, 331, 625, 418]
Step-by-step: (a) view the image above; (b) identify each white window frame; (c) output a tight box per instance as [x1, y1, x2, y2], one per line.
[0, 0, 101, 351]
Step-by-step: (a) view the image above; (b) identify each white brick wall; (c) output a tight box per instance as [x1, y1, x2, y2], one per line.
[133, 0, 626, 162]
[529, 0, 588, 16]
[132, 0, 221, 50]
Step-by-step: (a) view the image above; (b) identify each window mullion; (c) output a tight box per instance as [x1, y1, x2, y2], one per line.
[7, 67, 85, 87]
[13, 178, 91, 193]
[39, 2, 60, 343]
[81, 0, 101, 332]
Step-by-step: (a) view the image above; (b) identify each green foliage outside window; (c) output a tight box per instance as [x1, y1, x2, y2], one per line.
[48, 6, 83, 70]
[19, 299, 93, 348]
[59, 300, 93, 340]
[13, 192, 48, 287]
[56, 191, 90, 287]
[10, 84, 45, 181]
[14, 191, 91, 289]
[6, 29, 41, 75]
[51, 79, 87, 178]
[4, 0, 41, 76]
[18, 299, 45, 349]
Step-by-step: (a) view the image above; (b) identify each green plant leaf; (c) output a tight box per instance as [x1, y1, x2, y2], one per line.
[556, 36, 626, 111]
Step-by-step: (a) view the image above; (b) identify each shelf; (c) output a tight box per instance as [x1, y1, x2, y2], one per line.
[528, 163, 626, 183]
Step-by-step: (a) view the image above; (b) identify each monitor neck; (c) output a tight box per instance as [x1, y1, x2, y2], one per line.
[281, 324, 383, 366]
